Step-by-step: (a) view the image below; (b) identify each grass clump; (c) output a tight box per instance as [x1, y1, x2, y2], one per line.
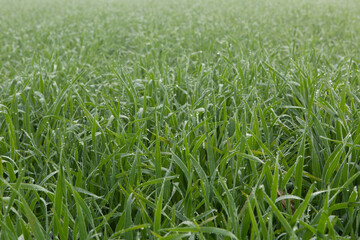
[1, 0, 360, 239]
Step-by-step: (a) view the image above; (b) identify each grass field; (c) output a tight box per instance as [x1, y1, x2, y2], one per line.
[1, 0, 360, 239]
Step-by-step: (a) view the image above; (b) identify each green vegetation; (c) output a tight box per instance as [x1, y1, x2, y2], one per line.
[1, 0, 360, 239]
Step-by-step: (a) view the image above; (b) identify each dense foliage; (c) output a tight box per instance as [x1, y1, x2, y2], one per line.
[1, 0, 360, 239]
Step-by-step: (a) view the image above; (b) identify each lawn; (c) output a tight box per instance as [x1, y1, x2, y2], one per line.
[1, 0, 360, 239]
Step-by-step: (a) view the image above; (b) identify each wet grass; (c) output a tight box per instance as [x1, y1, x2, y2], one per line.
[1, 0, 360, 239]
